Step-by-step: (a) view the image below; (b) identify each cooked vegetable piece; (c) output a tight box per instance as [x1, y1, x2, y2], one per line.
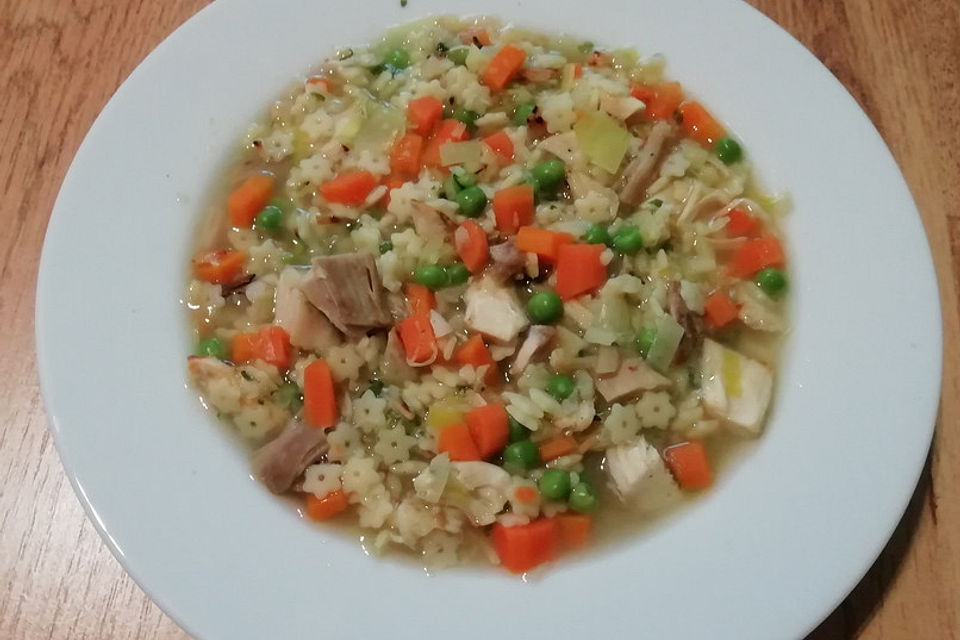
[320, 170, 378, 205]
[513, 103, 535, 125]
[725, 207, 758, 237]
[678, 101, 726, 147]
[663, 441, 713, 490]
[397, 314, 438, 364]
[530, 159, 566, 192]
[390, 132, 424, 178]
[644, 314, 684, 372]
[728, 236, 785, 278]
[445, 262, 470, 286]
[193, 249, 246, 284]
[515, 226, 574, 262]
[492, 184, 535, 234]
[414, 264, 449, 290]
[228, 174, 275, 227]
[612, 225, 643, 254]
[715, 136, 743, 164]
[526, 290, 564, 324]
[539, 435, 578, 461]
[568, 481, 598, 513]
[483, 130, 515, 164]
[232, 326, 293, 371]
[456, 185, 488, 216]
[405, 282, 436, 316]
[481, 44, 527, 91]
[582, 224, 611, 246]
[454, 220, 490, 274]
[491, 519, 559, 573]
[447, 46, 469, 66]
[756, 267, 788, 296]
[304, 360, 338, 428]
[538, 469, 572, 500]
[453, 334, 498, 384]
[195, 337, 227, 360]
[503, 440, 541, 471]
[629, 82, 684, 120]
[554, 514, 591, 550]
[574, 111, 630, 172]
[466, 403, 510, 458]
[422, 119, 470, 168]
[438, 423, 482, 461]
[255, 204, 284, 231]
[555, 243, 607, 300]
[383, 48, 410, 69]
[306, 489, 349, 520]
[407, 96, 445, 136]
[634, 328, 656, 357]
[704, 292, 739, 328]
[508, 415, 532, 442]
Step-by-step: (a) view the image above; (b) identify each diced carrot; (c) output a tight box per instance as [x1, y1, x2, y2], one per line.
[482, 130, 515, 164]
[453, 335, 499, 384]
[514, 226, 575, 263]
[588, 51, 613, 67]
[306, 76, 332, 92]
[491, 519, 560, 573]
[492, 184, 535, 234]
[397, 314, 438, 365]
[704, 292, 740, 329]
[725, 207, 759, 237]
[554, 514, 591, 550]
[422, 119, 470, 168]
[459, 27, 492, 47]
[481, 44, 527, 92]
[193, 249, 246, 284]
[303, 360, 338, 428]
[390, 133, 424, 179]
[538, 435, 578, 462]
[407, 96, 445, 137]
[232, 326, 293, 371]
[554, 243, 607, 300]
[438, 423, 482, 461]
[319, 170, 378, 206]
[305, 489, 349, 520]
[663, 441, 713, 490]
[572, 63, 583, 78]
[514, 486, 539, 503]
[404, 282, 436, 317]
[678, 101, 726, 147]
[727, 235, 785, 278]
[227, 174, 274, 227]
[630, 82, 684, 120]
[454, 220, 490, 274]
[465, 403, 509, 459]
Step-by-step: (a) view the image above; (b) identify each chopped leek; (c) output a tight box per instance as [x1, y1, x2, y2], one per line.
[353, 100, 404, 154]
[574, 111, 630, 173]
[439, 140, 484, 169]
[722, 350, 742, 398]
[645, 314, 684, 372]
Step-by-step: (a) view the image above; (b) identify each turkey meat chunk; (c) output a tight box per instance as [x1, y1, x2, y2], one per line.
[605, 439, 682, 512]
[464, 276, 529, 343]
[700, 338, 773, 435]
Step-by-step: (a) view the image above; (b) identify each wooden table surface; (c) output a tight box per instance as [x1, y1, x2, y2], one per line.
[2, 1, 958, 638]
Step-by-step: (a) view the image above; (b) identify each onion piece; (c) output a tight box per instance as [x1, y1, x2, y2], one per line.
[645, 314, 684, 372]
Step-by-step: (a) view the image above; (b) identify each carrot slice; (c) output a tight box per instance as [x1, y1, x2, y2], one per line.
[193, 249, 246, 284]
[306, 489, 349, 520]
[481, 45, 527, 92]
[319, 170, 378, 206]
[663, 441, 713, 490]
[491, 519, 559, 573]
[465, 403, 509, 459]
[454, 220, 490, 274]
[725, 207, 759, 237]
[515, 226, 575, 263]
[232, 326, 293, 371]
[538, 435, 578, 462]
[704, 292, 740, 328]
[404, 282, 436, 317]
[390, 133, 424, 179]
[727, 235, 785, 278]
[492, 184, 535, 234]
[304, 359, 338, 428]
[483, 130, 515, 164]
[227, 174, 274, 227]
[630, 82, 684, 120]
[438, 423, 482, 461]
[554, 514, 591, 550]
[678, 101, 726, 147]
[453, 335, 498, 384]
[514, 486, 539, 504]
[407, 96, 445, 137]
[459, 28, 492, 47]
[397, 314, 437, 365]
[554, 243, 607, 300]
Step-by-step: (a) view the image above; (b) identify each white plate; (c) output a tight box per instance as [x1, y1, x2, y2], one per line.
[36, 1, 941, 638]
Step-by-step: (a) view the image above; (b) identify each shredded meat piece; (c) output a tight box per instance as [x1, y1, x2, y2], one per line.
[299, 254, 392, 336]
[521, 67, 559, 83]
[221, 274, 255, 296]
[668, 281, 703, 363]
[509, 325, 556, 375]
[618, 121, 674, 205]
[275, 267, 342, 352]
[411, 201, 450, 239]
[595, 357, 671, 402]
[381, 328, 418, 384]
[251, 419, 329, 494]
[488, 239, 526, 282]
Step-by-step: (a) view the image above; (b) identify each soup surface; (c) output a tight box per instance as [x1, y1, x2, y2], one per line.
[185, 16, 788, 573]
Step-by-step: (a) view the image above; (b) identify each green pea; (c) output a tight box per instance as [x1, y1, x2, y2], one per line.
[445, 262, 470, 286]
[195, 337, 227, 360]
[582, 224, 611, 246]
[635, 327, 657, 358]
[513, 103, 535, 126]
[538, 469, 572, 501]
[414, 264, 448, 290]
[379, 241, 394, 254]
[453, 171, 476, 188]
[456, 186, 488, 217]
[254, 205, 283, 231]
[547, 373, 575, 401]
[383, 49, 410, 69]
[447, 105, 480, 128]
[715, 137, 743, 164]
[531, 159, 566, 192]
[577, 41, 594, 53]
[523, 176, 542, 203]
[368, 379, 385, 396]
[527, 290, 564, 324]
[447, 47, 469, 66]
[443, 175, 461, 200]
[275, 381, 303, 412]
[508, 415, 531, 442]
[613, 225, 644, 254]
[569, 481, 598, 513]
[755, 267, 788, 297]
[503, 440, 541, 471]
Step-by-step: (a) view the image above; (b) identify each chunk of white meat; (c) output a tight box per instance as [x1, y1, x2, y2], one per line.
[509, 325, 556, 374]
[464, 277, 529, 343]
[599, 92, 645, 121]
[413, 453, 452, 503]
[618, 121, 673, 205]
[452, 461, 512, 491]
[700, 339, 773, 435]
[275, 267, 342, 353]
[595, 357, 671, 402]
[605, 439, 682, 512]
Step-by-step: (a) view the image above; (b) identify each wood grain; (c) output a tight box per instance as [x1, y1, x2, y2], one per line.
[0, 1, 956, 638]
